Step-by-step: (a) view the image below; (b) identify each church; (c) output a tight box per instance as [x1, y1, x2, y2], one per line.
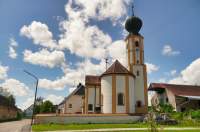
[58, 13, 148, 115]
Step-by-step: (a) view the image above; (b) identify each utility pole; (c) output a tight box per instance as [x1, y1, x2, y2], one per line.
[24, 70, 38, 126]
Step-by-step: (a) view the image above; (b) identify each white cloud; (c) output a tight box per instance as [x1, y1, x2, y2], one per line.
[8, 38, 18, 59]
[18, 97, 34, 110]
[146, 63, 159, 74]
[20, 21, 57, 49]
[169, 58, 200, 85]
[23, 49, 65, 68]
[39, 59, 105, 90]
[69, 87, 76, 94]
[0, 64, 9, 80]
[170, 70, 177, 76]
[0, 78, 30, 97]
[45, 94, 64, 105]
[162, 45, 180, 56]
[108, 40, 127, 67]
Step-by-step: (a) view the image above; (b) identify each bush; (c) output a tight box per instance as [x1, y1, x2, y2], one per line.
[191, 110, 200, 119]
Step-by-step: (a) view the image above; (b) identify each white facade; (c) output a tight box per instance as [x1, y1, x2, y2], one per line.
[101, 76, 112, 113]
[87, 86, 100, 112]
[101, 74, 135, 114]
[65, 95, 83, 114]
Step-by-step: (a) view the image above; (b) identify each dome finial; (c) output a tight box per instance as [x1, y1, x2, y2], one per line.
[125, 0, 142, 35]
[131, 1, 134, 16]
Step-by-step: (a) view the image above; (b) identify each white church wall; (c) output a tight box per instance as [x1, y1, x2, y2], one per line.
[101, 76, 112, 113]
[133, 65, 145, 106]
[88, 88, 95, 112]
[116, 75, 126, 113]
[129, 76, 135, 113]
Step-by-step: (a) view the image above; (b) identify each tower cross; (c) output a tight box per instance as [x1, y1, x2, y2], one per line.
[131, 2, 134, 16]
[105, 58, 109, 70]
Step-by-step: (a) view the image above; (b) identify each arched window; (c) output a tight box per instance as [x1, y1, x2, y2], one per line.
[136, 48, 140, 64]
[117, 93, 124, 105]
[135, 41, 139, 47]
[137, 71, 139, 76]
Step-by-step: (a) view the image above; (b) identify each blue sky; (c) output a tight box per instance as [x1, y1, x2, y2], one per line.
[0, 0, 200, 109]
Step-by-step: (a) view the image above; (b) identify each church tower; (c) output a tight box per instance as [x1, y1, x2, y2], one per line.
[125, 7, 148, 113]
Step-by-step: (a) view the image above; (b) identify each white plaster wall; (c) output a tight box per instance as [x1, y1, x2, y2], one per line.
[65, 95, 82, 113]
[129, 76, 135, 113]
[116, 75, 126, 113]
[88, 88, 95, 112]
[132, 65, 145, 106]
[101, 76, 112, 113]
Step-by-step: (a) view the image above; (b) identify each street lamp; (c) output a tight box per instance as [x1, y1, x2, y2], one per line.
[24, 70, 38, 126]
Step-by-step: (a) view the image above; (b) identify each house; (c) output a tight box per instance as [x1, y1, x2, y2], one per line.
[149, 83, 200, 112]
[0, 95, 18, 120]
[58, 14, 148, 115]
[58, 83, 85, 114]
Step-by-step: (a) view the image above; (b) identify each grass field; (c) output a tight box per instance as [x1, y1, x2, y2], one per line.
[32, 123, 200, 131]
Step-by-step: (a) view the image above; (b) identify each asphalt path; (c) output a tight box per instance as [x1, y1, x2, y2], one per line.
[0, 119, 31, 132]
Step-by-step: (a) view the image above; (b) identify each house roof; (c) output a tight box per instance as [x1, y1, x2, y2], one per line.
[101, 60, 134, 77]
[85, 75, 101, 86]
[149, 83, 200, 96]
[58, 83, 85, 106]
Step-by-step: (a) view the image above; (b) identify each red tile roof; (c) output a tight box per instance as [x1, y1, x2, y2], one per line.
[149, 83, 200, 96]
[85, 75, 101, 86]
[101, 60, 134, 77]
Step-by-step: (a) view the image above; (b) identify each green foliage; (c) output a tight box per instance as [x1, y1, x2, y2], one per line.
[158, 103, 174, 113]
[191, 110, 200, 119]
[40, 100, 56, 113]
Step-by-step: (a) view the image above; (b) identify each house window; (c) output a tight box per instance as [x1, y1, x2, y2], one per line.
[136, 100, 142, 107]
[88, 104, 93, 111]
[117, 93, 124, 105]
[68, 104, 72, 108]
[166, 97, 169, 103]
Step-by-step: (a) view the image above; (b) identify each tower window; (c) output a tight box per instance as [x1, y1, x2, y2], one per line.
[117, 93, 124, 105]
[68, 104, 72, 108]
[137, 71, 140, 76]
[88, 104, 93, 111]
[135, 41, 139, 47]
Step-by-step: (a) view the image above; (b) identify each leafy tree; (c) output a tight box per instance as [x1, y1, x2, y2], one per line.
[40, 100, 55, 113]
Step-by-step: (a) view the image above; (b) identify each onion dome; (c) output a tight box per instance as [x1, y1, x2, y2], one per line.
[125, 16, 142, 35]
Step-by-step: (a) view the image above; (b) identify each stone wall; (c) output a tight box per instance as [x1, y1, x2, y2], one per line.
[34, 114, 142, 124]
[0, 105, 17, 121]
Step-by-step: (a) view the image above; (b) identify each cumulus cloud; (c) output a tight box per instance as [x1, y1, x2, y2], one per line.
[146, 63, 159, 74]
[39, 59, 105, 90]
[0, 64, 9, 80]
[23, 49, 65, 68]
[0, 78, 30, 97]
[18, 97, 34, 110]
[169, 58, 200, 85]
[20, 0, 132, 90]
[20, 21, 57, 49]
[45, 94, 64, 105]
[162, 45, 180, 56]
[8, 38, 18, 59]
[108, 40, 127, 67]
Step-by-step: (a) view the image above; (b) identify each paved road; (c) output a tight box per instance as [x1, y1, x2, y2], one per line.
[0, 119, 31, 132]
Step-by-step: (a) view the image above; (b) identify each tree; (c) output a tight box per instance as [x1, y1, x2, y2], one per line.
[40, 100, 55, 113]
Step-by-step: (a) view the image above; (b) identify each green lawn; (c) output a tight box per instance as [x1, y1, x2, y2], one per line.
[32, 123, 200, 132]
[32, 123, 147, 131]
